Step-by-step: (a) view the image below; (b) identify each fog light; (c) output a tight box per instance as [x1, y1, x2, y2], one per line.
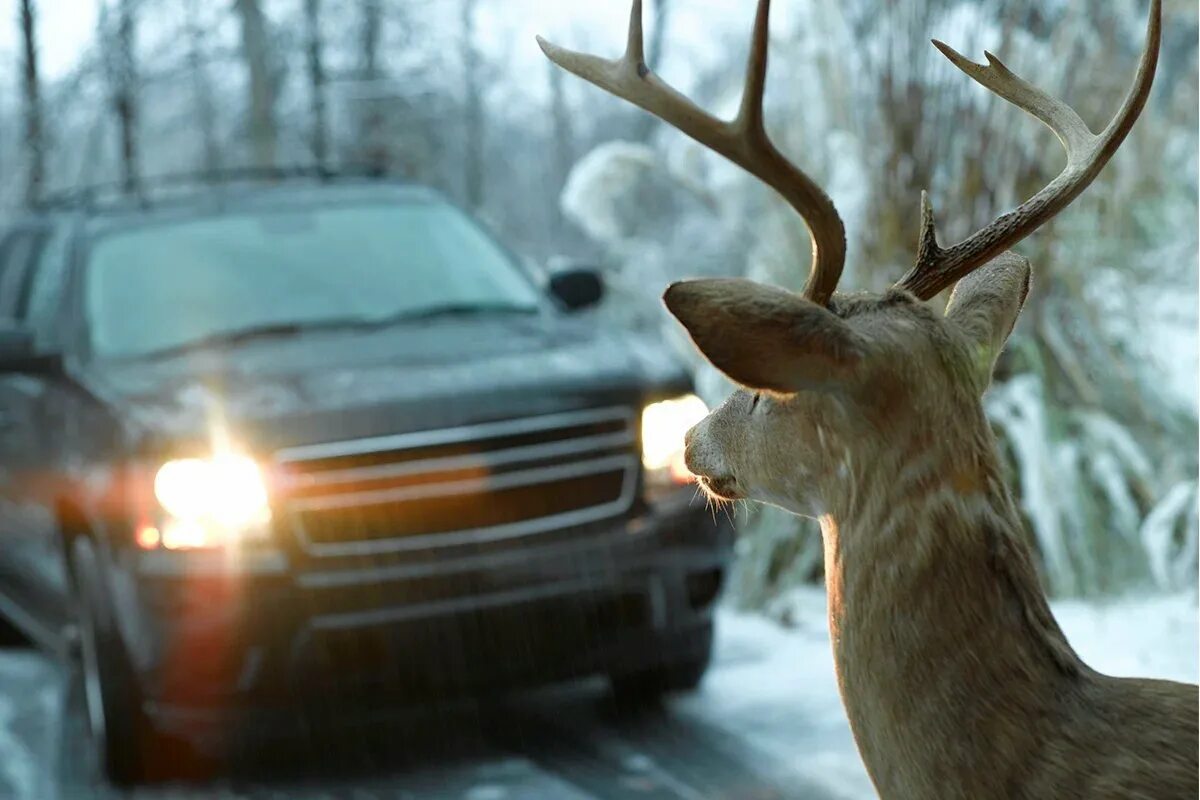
[160, 518, 210, 551]
[135, 524, 161, 550]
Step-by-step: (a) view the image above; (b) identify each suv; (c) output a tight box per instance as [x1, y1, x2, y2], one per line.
[0, 175, 733, 784]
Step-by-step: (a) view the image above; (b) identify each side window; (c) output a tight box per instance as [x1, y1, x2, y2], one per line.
[24, 230, 71, 347]
[0, 232, 40, 320]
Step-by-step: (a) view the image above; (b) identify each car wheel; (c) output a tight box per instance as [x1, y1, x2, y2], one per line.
[609, 622, 715, 702]
[0, 614, 29, 648]
[72, 539, 152, 787]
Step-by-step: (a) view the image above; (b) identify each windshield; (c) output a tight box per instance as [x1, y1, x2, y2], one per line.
[84, 201, 542, 359]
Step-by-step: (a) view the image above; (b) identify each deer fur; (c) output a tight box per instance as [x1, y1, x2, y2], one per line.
[668, 254, 1199, 800]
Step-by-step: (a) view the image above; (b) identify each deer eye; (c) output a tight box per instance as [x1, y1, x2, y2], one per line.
[748, 393, 762, 413]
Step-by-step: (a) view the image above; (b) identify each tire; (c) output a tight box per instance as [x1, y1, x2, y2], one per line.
[72, 539, 153, 787]
[609, 622, 715, 702]
[0, 614, 30, 648]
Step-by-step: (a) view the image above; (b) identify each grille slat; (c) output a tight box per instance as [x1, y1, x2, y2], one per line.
[275, 407, 639, 556]
[279, 431, 634, 498]
[275, 407, 632, 467]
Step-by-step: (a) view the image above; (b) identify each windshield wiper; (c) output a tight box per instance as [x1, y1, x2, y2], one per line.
[130, 303, 539, 361]
[133, 318, 371, 360]
[364, 302, 539, 325]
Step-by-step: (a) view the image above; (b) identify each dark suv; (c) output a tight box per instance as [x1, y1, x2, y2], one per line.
[0, 175, 733, 784]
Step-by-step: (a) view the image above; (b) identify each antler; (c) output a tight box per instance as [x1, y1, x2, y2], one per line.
[896, 0, 1162, 301]
[537, 0, 847, 306]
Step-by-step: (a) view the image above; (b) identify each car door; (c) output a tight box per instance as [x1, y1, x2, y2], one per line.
[0, 224, 68, 643]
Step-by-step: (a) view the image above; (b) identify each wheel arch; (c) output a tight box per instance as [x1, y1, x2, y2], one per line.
[55, 495, 94, 593]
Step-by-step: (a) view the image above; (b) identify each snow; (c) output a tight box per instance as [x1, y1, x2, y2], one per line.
[1142, 483, 1199, 590]
[0, 652, 55, 800]
[987, 375, 1078, 593]
[680, 590, 875, 800]
[1054, 592, 1199, 683]
[560, 142, 665, 252]
[1089, 449, 1140, 542]
[985, 372, 1196, 595]
[0, 591, 1192, 798]
[679, 588, 1199, 800]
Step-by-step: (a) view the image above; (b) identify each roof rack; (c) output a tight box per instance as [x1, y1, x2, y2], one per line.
[33, 164, 403, 212]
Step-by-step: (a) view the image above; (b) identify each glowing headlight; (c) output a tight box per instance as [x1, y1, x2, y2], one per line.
[641, 394, 708, 485]
[151, 454, 271, 549]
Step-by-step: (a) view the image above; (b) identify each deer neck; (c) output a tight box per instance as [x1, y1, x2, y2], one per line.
[817, 420, 1085, 796]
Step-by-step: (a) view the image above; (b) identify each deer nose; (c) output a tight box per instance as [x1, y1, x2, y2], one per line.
[683, 425, 703, 476]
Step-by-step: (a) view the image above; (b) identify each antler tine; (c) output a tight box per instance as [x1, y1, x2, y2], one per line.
[897, 0, 1162, 301]
[538, 0, 847, 307]
[624, 0, 646, 66]
[736, 0, 771, 136]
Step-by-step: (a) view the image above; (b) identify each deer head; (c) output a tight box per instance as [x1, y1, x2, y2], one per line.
[540, 0, 1160, 518]
[661, 256, 1030, 516]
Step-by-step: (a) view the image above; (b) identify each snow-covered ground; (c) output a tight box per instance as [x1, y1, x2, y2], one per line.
[0, 590, 1193, 798]
[682, 590, 1200, 800]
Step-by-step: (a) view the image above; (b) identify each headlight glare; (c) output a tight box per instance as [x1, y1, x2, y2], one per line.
[151, 453, 271, 549]
[641, 394, 708, 485]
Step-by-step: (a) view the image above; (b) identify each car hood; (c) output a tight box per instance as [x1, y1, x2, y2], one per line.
[87, 314, 691, 453]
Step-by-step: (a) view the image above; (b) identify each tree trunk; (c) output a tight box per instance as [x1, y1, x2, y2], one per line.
[112, 0, 140, 194]
[358, 0, 387, 173]
[460, 0, 484, 209]
[235, 0, 277, 170]
[304, 0, 328, 168]
[547, 58, 574, 237]
[631, 0, 669, 142]
[19, 0, 45, 206]
[185, 0, 220, 175]
[360, 0, 381, 80]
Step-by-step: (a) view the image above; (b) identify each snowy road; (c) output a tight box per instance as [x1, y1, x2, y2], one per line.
[0, 592, 1194, 800]
[0, 606, 868, 800]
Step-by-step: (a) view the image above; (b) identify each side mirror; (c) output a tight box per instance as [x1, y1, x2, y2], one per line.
[0, 325, 62, 375]
[547, 266, 604, 312]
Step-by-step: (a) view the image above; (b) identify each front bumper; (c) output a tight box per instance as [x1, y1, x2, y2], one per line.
[119, 493, 733, 713]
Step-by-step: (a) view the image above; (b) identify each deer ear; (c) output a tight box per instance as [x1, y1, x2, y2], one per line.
[944, 252, 1031, 382]
[663, 279, 864, 393]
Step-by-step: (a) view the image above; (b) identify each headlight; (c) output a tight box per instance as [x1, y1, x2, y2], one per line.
[147, 453, 271, 550]
[641, 394, 708, 490]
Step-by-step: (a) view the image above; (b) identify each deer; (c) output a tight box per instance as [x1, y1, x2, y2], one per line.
[539, 1, 1198, 798]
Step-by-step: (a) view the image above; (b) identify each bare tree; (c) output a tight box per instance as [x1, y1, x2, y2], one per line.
[234, 0, 277, 169]
[546, 57, 574, 235]
[460, 0, 484, 208]
[356, 0, 388, 172]
[360, 0, 381, 80]
[304, 0, 328, 168]
[185, 0, 220, 175]
[100, 0, 140, 193]
[645, 0, 671, 73]
[19, 0, 45, 205]
[631, 0, 671, 142]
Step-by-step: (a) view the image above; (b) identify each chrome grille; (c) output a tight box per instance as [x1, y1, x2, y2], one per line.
[273, 407, 638, 556]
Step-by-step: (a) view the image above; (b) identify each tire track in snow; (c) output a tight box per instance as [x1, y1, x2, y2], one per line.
[484, 685, 833, 799]
[1, 646, 842, 798]
[0, 652, 48, 800]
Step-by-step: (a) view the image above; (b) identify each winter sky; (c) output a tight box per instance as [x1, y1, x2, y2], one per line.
[0, 0, 99, 80]
[0, 0, 776, 85]
[0, 0, 640, 81]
